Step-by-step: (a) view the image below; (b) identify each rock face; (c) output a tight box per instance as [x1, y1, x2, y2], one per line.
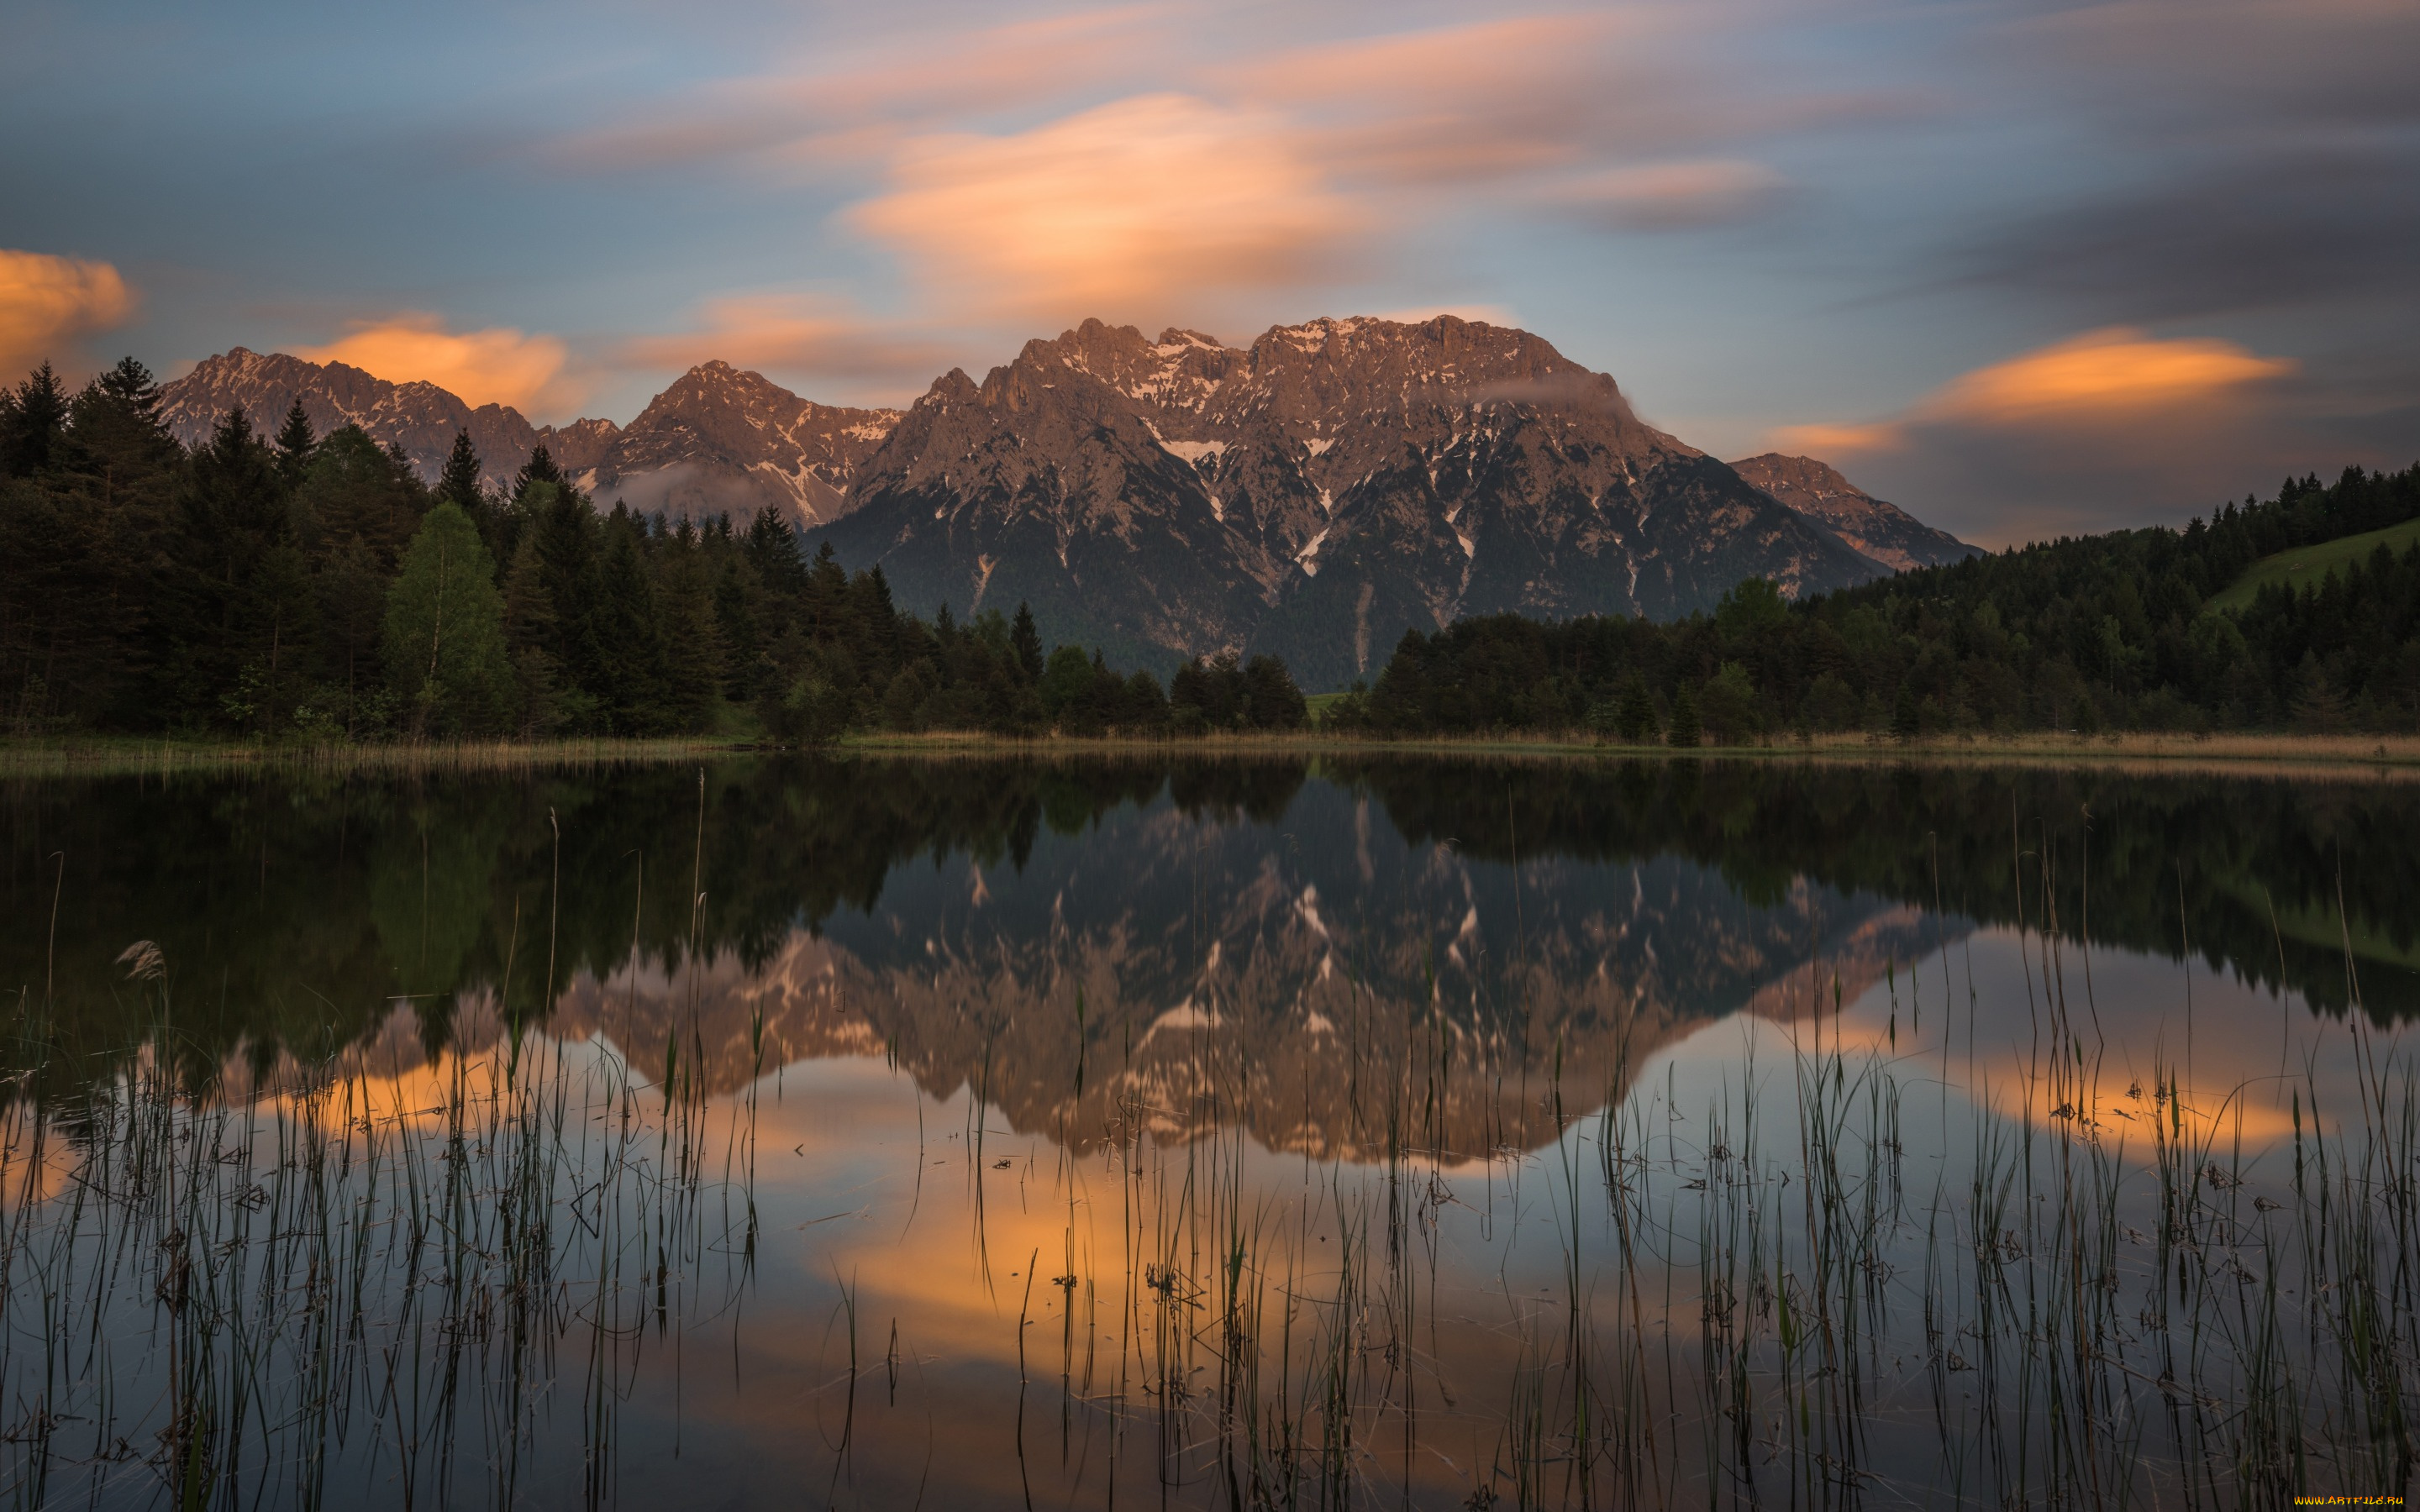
[157, 349, 898, 523]
[1728, 453, 1979, 573]
[155, 347, 589, 488]
[818, 317, 1891, 685]
[153, 326, 1981, 683]
[576, 361, 899, 525]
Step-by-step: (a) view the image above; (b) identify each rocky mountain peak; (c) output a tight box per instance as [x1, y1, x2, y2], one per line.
[583, 362, 899, 524]
[1728, 452, 1980, 572]
[823, 312, 1897, 685]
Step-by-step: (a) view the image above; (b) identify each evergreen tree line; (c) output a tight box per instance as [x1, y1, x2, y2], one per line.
[1328, 463, 2420, 740]
[0, 360, 1308, 740]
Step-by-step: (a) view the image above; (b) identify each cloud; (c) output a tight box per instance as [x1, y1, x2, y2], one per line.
[544, 6, 1175, 173]
[845, 93, 1370, 323]
[623, 295, 954, 395]
[1959, 147, 2420, 326]
[1542, 159, 1788, 230]
[0, 249, 135, 379]
[1765, 328, 2346, 544]
[296, 315, 576, 416]
[1928, 328, 2295, 426]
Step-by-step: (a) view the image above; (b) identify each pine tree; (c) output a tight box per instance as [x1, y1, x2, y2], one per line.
[1614, 675, 1660, 744]
[0, 363, 70, 477]
[439, 430, 483, 512]
[166, 407, 313, 730]
[512, 444, 562, 507]
[383, 501, 514, 737]
[97, 355, 160, 417]
[1011, 602, 1044, 682]
[525, 481, 603, 709]
[275, 399, 317, 486]
[1666, 685, 1702, 748]
[746, 507, 805, 598]
[593, 514, 669, 733]
[656, 532, 727, 732]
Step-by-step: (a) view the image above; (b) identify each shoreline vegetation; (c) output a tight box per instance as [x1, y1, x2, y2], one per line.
[8, 726, 2420, 779]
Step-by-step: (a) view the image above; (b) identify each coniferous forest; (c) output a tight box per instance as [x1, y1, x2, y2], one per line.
[1328, 462, 2420, 740]
[0, 360, 1307, 740]
[3, 358, 2414, 745]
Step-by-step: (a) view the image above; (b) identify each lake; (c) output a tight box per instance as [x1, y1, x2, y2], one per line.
[2, 754, 2414, 1509]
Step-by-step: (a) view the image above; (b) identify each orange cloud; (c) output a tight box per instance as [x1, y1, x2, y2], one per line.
[1768, 328, 2296, 456]
[1927, 326, 2296, 424]
[0, 249, 135, 378]
[297, 314, 576, 415]
[845, 93, 1370, 322]
[1764, 328, 2312, 545]
[1768, 421, 1905, 456]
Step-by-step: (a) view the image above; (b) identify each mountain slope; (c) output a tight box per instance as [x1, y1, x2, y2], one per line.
[1728, 453, 1979, 572]
[157, 350, 897, 522]
[822, 316, 1889, 685]
[155, 348, 606, 487]
[576, 361, 898, 525]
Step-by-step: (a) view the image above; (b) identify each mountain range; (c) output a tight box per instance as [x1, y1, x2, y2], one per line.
[156, 316, 1977, 685]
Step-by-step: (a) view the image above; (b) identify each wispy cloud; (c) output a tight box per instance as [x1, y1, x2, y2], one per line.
[846, 93, 1372, 324]
[297, 314, 578, 417]
[1541, 159, 1788, 230]
[0, 249, 134, 380]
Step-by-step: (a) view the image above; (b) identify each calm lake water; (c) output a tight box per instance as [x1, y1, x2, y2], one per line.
[2, 755, 2414, 1509]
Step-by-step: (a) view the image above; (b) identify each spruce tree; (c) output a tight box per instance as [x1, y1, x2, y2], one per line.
[168, 407, 313, 730]
[274, 399, 317, 486]
[383, 501, 513, 737]
[97, 355, 160, 417]
[512, 444, 562, 507]
[1615, 675, 1660, 744]
[1011, 601, 1044, 682]
[656, 530, 727, 732]
[1666, 685, 1702, 748]
[0, 363, 70, 477]
[439, 430, 484, 512]
[525, 481, 603, 710]
[746, 507, 806, 598]
[593, 515, 669, 732]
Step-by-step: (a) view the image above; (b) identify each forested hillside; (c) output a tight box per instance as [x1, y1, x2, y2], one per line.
[0, 360, 1303, 740]
[1332, 463, 2420, 738]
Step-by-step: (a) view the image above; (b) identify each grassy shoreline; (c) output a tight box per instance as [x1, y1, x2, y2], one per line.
[6, 726, 2420, 778]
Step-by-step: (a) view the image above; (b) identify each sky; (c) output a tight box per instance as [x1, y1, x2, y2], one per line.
[2, 0, 2414, 546]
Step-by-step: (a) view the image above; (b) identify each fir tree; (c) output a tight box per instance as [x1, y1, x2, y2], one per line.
[1011, 601, 1044, 682]
[1615, 675, 1660, 744]
[439, 430, 484, 512]
[97, 355, 160, 417]
[656, 528, 727, 732]
[593, 512, 669, 733]
[512, 444, 562, 507]
[525, 481, 603, 712]
[0, 363, 70, 477]
[1666, 685, 1702, 748]
[274, 399, 317, 486]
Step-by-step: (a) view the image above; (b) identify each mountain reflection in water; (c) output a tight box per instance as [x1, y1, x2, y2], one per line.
[5, 754, 2416, 1125]
[3, 754, 2417, 1509]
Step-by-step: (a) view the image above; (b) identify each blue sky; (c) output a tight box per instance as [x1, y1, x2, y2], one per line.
[3, 0, 2413, 544]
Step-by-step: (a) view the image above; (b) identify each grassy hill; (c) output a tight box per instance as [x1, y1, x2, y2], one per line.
[2207, 515, 2420, 613]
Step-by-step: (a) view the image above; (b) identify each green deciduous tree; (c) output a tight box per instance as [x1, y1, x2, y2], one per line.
[383, 501, 514, 738]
